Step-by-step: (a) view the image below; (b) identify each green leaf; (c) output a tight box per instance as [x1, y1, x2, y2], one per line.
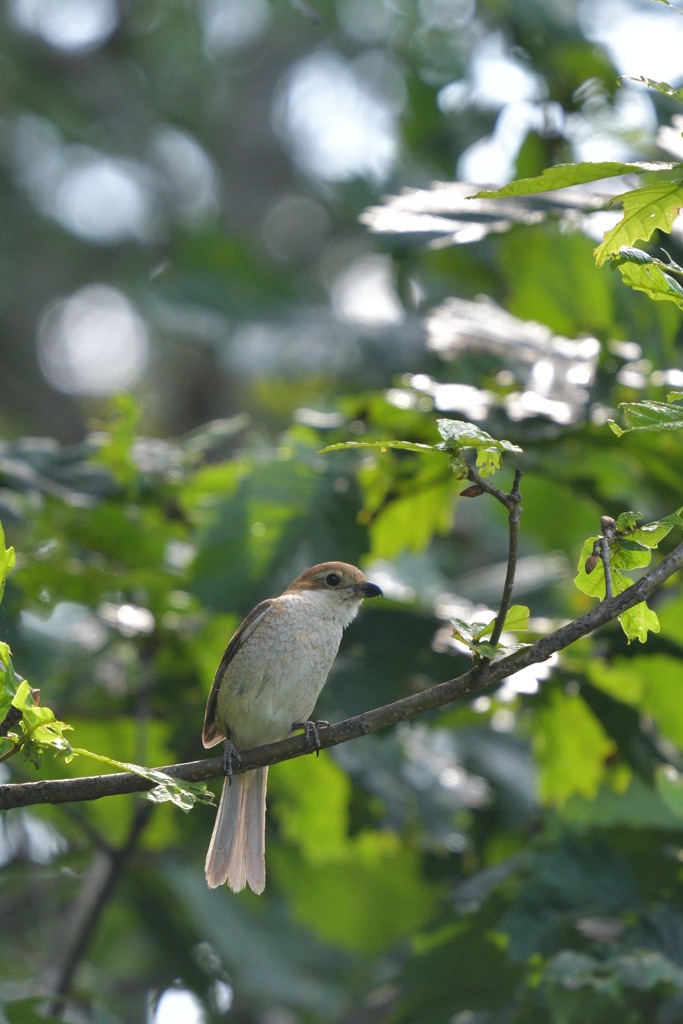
[614, 510, 642, 531]
[270, 754, 438, 954]
[533, 688, 615, 804]
[367, 475, 454, 560]
[485, 604, 530, 635]
[436, 418, 522, 477]
[574, 511, 682, 641]
[322, 420, 522, 480]
[628, 76, 683, 102]
[4, 681, 74, 766]
[271, 752, 351, 863]
[471, 161, 676, 200]
[626, 509, 683, 548]
[610, 247, 683, 307]
[0, 521, 16, 606]
[92, 394, 143, 487]
[608, 399, 683, 436]
[72, 746, 214, 812]
[589, 654, 683, 749]
[594, 181, 683, 267]
[320, 439, 439, 455]
[618, 602, 661, 644]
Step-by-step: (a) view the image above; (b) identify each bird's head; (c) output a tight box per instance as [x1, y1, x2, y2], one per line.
[284, 561, 382, 624]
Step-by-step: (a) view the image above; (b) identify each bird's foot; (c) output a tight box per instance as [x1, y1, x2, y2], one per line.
[292, 719, 330, 756]
[223, 739, 242, 781]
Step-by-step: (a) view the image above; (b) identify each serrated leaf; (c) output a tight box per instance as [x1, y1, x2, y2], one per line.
[614, 511, 642, 531]
[4, 681, 74, 766]
[608, 399, 683, 434]
[574, 509, 681, 642]
[436, 419, 522, 452]
[436, 419, 522, 477]
[472, 161, 675, 200]
[595, 181, 683, 267]
[619, 602, 660, 644]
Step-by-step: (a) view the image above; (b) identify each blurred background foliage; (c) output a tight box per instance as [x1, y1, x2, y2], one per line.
[2, 0, 683, 1021]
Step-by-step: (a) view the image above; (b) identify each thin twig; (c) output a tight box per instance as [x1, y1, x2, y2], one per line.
[599, 516, 617, 601]
[486, 466, 523, 652]
[2, 538, 682, 812]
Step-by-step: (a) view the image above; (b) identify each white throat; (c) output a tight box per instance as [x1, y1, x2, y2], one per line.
[284, 588, 362, 629]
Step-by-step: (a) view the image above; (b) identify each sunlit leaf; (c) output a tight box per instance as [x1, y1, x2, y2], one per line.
[4, 680, 74, 766]
[595, 181, 683, 266]
[367, 476, 454, 559]
[473, 161, 676, 199]
[628, 75, 683, 101]
[614, 511, 642, 531]
[618, 602, 661, 644]
[479, 604, 530, 637]
[436, 418, 522, 477]
[0, 521, 15, 606]
[72, 746, 214, 812]
[321, 439, 439, 454]
[625, 508, 683, 548]
[575, 510, 682, 641]
[608, 398, 683, 435]
[614, 251, 683, 310]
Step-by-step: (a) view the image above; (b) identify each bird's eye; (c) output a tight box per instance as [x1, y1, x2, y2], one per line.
[324, 572, 341, 587]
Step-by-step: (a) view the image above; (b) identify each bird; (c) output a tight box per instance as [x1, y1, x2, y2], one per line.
[202, 561, 383, 894]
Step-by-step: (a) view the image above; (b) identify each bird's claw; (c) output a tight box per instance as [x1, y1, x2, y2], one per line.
[292, 719, 330, 756]
[223, 739, 242, 782]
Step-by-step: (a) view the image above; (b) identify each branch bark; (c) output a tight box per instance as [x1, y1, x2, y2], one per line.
[2, 540, 683, 812]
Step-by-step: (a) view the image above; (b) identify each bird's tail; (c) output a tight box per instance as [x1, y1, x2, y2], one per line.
[204, 767, 268, 893]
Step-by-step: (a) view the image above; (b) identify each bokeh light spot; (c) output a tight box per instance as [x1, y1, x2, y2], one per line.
[273, 51, 400, 183]
[38, 285, 151, 396]
[10, 0, 118, 52]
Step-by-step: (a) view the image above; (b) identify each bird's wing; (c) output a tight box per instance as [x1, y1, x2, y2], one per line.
[201, 599, 274, 748]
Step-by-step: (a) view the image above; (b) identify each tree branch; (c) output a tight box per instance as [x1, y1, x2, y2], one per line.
[41, 802, 155, 1015]
[2, 539, 683, 812]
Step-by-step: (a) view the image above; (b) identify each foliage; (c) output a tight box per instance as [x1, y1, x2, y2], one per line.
[3, 2, 683, 1024]
[575, 509, 683, 641]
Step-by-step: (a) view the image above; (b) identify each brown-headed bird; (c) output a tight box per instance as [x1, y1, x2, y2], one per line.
[202, 561, 382, 893]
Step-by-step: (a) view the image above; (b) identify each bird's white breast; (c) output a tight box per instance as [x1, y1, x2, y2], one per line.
[216, 590, 360, 749]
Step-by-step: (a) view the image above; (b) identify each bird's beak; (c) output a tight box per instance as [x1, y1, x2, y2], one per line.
[355, 581, 382, 599]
